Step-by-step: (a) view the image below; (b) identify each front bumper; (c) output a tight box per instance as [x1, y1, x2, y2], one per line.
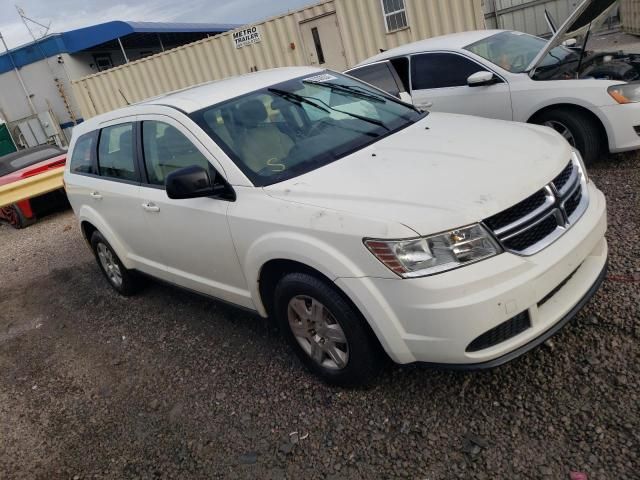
[600, 102, 640, 153]
[336, 182, 607, 365]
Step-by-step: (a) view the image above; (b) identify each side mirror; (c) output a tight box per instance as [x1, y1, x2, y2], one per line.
[166, 165, 215, 200]
[467, 71, 497, 87]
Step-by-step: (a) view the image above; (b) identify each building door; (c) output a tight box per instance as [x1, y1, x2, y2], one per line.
[300, 14, 347, 71]
[0, 124, 17, 157]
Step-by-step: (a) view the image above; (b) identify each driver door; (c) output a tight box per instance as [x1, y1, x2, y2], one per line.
[410, 52, 513, 120]
[136, 115, 252, 309]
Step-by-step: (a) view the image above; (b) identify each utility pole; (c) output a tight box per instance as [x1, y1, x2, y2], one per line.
[0, 31, 37, 116]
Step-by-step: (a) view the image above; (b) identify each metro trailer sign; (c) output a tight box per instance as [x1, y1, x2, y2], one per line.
[233, 27, 262, 48]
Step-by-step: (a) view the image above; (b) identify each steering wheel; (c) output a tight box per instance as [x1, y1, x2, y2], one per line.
[510, 54, 527, 71]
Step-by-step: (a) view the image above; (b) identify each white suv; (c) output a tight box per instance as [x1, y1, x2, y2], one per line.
[65, 67, 608, 386]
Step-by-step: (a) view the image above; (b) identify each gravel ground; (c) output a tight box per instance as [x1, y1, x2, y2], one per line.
[0, 152, 638, 480]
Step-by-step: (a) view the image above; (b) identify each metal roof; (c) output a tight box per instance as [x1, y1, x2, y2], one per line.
[0, 20, 237, 74]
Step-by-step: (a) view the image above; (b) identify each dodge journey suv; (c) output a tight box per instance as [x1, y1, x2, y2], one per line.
[65, 67, 607, 386]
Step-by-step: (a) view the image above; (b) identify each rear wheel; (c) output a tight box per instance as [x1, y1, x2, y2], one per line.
[274, 272, 382, 387]
[533, 108, 603, 165]
[90, 231, 141, 296]
[0, 205, 35, 229]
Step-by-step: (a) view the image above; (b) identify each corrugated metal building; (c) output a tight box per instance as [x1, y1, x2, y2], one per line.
[622, 0, 640, 35]
[0, 21, 235, 148]
[73, 0, 485, 119]
[483, 0, 621, 37]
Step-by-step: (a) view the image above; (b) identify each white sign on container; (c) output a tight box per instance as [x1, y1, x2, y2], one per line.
[233, 26, 262, 48]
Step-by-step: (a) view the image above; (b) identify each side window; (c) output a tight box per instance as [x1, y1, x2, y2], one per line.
[348, 62, 400, 97]
[70, 132, 96, 175]
[411, 53, 485, 90]
[97, 123, 137, 181]
[141, 121, 211, 186]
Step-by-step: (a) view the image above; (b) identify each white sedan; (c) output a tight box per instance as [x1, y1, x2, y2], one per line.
[347, 0, 637, 164]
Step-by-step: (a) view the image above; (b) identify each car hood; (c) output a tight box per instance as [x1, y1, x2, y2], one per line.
[265, 113, 572, 236]
[527, 0, 619, 73]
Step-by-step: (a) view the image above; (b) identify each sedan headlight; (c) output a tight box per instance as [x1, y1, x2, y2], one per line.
[608, 83, 640, 104]
[365, 224, 502, 278]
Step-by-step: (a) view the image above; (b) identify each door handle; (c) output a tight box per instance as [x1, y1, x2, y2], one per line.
[90, 191, 103, 200]
[416, 101, 433, 109]
[142, 202, 160, 213]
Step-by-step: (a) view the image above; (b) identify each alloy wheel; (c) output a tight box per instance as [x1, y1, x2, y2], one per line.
[287, 295, 349, 370]
[543, 120, 576, 147]
[97, 242, 123, 288]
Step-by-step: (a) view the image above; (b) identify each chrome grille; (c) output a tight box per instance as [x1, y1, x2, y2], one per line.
[484, 154, 589, 256]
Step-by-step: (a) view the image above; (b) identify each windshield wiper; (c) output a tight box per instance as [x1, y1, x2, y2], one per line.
[268, 88, 329, 113]
[309, 95, 390, 131]
[270, 87, 389, 131]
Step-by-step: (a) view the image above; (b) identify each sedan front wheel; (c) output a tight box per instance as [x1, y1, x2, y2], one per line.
[534, 108, 603, 165]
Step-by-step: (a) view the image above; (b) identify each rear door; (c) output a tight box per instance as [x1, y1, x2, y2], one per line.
[92, 120, 150, 267]
[410, 52, 513, 120]
[136, 115, 250, 308]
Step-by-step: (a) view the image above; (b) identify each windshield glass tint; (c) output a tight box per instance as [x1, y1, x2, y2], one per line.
[465, 32, 577, 73]
[190, 71, 424, 186]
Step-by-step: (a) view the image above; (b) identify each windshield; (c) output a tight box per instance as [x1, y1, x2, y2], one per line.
[190, 71, 425, 186]
[0, 146, 64, 177]
[465, 31, 578, 74]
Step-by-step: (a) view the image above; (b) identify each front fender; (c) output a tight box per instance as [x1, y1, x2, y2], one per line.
[243, 231, 371, 316]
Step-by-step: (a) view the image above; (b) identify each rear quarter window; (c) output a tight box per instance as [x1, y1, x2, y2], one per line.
[348, 63, 401, 97]
[70, 133, 97, 175]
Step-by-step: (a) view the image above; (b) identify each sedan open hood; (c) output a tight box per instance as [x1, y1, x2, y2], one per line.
[526, 0, 619, 73]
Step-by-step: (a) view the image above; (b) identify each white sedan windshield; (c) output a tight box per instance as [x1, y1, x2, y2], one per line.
[190, 71, 424, 186]
[465, 31, 578, 73]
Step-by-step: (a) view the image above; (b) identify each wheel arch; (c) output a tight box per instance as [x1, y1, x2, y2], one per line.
[527, 103, 610, 151]
[76, 206, 134, 269]
[257, 258, 388, 359]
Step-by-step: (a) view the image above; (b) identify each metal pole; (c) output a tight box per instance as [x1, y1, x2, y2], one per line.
[0, 31, 37, 116]
[118, 37, 129, 63]
[157, 33, 165, 52]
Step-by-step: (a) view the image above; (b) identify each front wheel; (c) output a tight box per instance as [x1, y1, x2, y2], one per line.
[274, 273, 383, 387]
[533, 109, 603, 165]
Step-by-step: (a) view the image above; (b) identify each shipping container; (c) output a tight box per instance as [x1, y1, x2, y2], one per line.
[72, 0, 485, 119]
[622, 0, 640, 35]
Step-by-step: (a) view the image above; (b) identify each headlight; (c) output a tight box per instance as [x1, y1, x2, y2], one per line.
[572, 149, 589, 183]
[608, 83, 640, 104]
[364, 224, 502, 278]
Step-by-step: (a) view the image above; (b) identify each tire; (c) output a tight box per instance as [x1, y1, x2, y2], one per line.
[0, 205, 36, 229]
[90, 231, 141, 296]
[273, 272, 383, 387]
[533, 108, 602, 165]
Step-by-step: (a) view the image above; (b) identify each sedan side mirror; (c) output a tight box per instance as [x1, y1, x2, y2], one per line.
[467, 71, 498, 87]
[166, 165, 216, 200]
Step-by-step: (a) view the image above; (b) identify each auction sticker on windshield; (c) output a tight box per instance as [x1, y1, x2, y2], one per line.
[303, 73, 338, 83]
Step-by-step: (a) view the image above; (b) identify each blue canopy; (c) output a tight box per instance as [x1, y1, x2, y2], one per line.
[0, 21, 237, 74]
